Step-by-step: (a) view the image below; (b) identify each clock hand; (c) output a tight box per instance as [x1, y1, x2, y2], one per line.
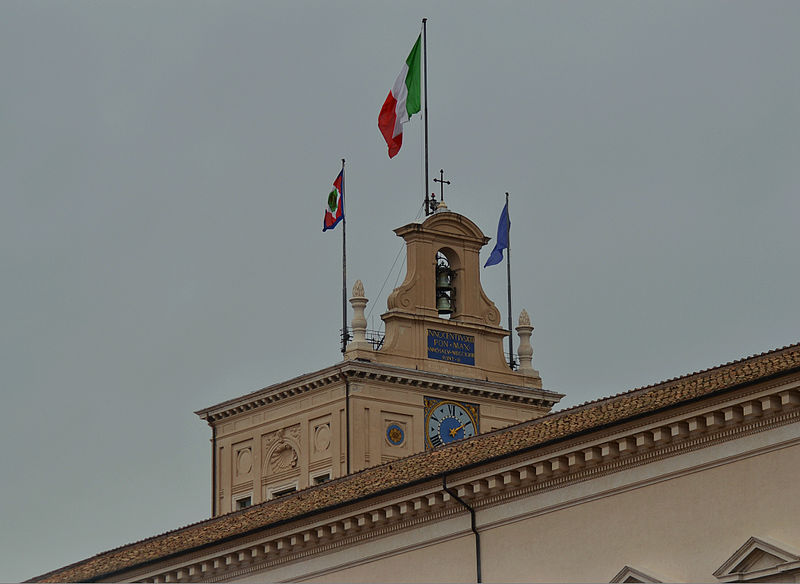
[449, 423, 465, 438]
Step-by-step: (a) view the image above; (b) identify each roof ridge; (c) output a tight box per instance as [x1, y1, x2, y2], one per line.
[551, 342, 800, 415]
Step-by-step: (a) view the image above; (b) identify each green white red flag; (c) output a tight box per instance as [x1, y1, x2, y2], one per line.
[378, 35, 422, 158]
[323, 170, 344, 232]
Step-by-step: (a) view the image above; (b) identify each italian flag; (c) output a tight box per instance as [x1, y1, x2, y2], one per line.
[323, 170, 344, 232]
[378, 35, 422, 158]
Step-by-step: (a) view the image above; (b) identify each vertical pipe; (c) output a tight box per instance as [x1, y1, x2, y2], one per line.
[211, 423, 217, 516]
[443, 476, 482, 582]
[345, 374, 351, 475]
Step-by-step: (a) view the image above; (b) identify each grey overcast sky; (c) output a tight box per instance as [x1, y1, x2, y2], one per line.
[2, 1, 799, 581]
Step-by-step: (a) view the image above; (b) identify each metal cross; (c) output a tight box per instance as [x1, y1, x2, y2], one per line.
[433, 169, 451, 203]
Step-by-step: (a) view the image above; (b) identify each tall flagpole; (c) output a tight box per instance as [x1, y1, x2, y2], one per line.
[341, 158, 348, 355]
[505, 192, 514, 369]
[422, 18, 430, 216]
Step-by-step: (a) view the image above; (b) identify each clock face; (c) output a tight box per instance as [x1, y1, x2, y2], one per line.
[425, 399, 479, 448]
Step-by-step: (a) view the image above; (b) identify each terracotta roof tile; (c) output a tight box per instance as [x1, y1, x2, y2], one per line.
[32, 342, 800, 583]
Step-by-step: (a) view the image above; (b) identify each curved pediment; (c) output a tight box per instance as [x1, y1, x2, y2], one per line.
[422, 211, 487, 241]
[394, 211, 489, 246]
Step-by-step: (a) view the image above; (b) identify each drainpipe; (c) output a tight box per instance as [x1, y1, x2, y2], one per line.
[443, 476, 481, 583]
[344, 373, 351, 475]
[211, 422, 217, 516]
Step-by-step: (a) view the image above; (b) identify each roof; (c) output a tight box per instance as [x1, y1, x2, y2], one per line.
[32, 342, 800, 583]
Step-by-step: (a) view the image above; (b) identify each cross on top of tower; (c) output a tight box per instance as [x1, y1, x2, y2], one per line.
[430, 169, 451, 212]
[433, 168, 451, 201]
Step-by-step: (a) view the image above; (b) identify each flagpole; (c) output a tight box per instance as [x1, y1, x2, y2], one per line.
[505, 192, 514, 369]
[341, 158, 348, 355]
[422, 18, 430, 216]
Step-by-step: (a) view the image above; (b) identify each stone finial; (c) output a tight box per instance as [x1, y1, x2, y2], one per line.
[515, 308, 541, 381]
[346, 279, 372, 357]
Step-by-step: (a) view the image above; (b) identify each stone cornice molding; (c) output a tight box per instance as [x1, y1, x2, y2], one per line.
[460, 372, 800, 484]
[195, 361, 564, 424]
[134, 382, 800, 583]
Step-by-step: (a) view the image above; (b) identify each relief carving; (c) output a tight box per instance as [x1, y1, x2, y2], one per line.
[269, 442, 298, 473]
[313, 423, 331, 453]
[235, 447, 253, 477]
[262, 425, 301, 476]
[387, 288, 413, 310]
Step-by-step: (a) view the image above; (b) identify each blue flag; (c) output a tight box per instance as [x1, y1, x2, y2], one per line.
[484, 202, 509, 267]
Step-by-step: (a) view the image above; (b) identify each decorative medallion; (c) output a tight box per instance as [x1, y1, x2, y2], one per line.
[314, 423, 332, 453]
[386, 423, 405, 446]
[235, 447, 252, 476]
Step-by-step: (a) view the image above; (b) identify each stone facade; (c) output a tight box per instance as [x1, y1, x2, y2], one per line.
[30, 209, 800, 583]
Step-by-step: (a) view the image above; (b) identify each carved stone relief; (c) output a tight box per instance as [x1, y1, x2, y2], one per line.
[313, 423, 332, 453]
[235, 447, 253, 477]
[233, 441, 253, 480]
[262, 425, 301, 477]
[269, 442, 298, 473]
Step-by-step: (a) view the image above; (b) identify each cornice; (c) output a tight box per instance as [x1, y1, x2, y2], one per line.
[195, 360, 563, 424]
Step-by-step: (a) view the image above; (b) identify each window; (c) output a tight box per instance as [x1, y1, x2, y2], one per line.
[270, 485, 297, 499]
[233, 494, 252, 511]
[312, 472, 331, 485]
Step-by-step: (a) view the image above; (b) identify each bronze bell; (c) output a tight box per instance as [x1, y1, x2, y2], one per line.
[436, 267, 452, 290]
[436, 263, 455, 315]
[436, 292, 453, 315]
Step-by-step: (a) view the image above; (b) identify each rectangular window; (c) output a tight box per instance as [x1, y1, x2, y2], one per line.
[271, 485, 296, 499]
[234, 495, 252, 510]
[313, 472, 331, 485]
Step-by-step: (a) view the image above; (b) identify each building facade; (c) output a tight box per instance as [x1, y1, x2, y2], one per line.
[32, 209, 800, 583]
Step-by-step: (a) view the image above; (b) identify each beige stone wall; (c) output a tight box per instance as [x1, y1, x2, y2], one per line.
[255, 440, 800, 583]
[212, 376, 553, 515]
[297, 535, 476, 584]
[480, 442, 800, 582]
[213, 386, 347, 514]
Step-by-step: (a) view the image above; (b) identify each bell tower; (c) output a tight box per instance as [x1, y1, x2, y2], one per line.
[347, 206, 542, 388]
[199, 205, 561, 516]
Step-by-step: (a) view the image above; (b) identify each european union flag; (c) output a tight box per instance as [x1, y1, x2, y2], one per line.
[484, 202, 509, 267]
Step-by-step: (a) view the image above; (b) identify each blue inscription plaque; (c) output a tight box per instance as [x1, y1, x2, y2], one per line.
[427, 329, 475, 365]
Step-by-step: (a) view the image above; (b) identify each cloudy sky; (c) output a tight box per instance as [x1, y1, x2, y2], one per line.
[2, 2, 799, 581]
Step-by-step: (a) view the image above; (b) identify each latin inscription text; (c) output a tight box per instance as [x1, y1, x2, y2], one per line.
[427, 329, 475, 366]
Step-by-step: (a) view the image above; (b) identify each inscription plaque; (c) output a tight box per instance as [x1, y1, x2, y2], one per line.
[427, 329, 475, 365]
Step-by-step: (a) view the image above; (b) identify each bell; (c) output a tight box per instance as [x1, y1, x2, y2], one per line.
[436, 292, 453, 315]
[436, 268, 452, 290]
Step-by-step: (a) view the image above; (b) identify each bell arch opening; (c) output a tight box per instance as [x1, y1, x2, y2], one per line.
[435, 248, 461, 320]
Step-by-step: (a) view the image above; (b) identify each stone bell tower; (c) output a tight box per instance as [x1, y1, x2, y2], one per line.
[198, 205, 561, 516]
[347, 206, 542, 388]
